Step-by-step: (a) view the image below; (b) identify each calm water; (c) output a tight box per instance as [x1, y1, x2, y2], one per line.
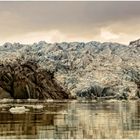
[0, 100, 140, 139]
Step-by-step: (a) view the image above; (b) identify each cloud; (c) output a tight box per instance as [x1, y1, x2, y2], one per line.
[93, 27, 140, 45]
[0, 30, 91, 45]
[100, 28, 119, 41]
[1, 27, 140, 45]
[1, 1, 140, 45]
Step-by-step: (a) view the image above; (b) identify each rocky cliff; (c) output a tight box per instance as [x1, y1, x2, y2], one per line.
[0, 60, 70, 99]
[0, 40, 140, 99]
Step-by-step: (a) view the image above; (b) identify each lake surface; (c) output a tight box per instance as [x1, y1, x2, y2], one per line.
[0, 100, 140, 139]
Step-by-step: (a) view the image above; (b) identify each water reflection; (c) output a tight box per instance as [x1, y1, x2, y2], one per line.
[0, 101, 140, 139]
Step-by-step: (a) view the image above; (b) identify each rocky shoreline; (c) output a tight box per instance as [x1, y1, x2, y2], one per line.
[0, 39, 140, 100]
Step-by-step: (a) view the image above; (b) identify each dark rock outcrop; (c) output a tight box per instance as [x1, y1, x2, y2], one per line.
[129, 39, 140, 47]
[0, 60, 70, 99]
[0, 87, 12, 99]
[76, 85, 116, 99]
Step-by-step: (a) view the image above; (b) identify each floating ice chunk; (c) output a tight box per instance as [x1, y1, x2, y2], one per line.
[27, 99, 38, 102]
[0, 99, 14, 103]
[32, 105, 44, 109]
[9, 106, 29, 114]
[58, 110, 68, 114]
[46, 99, 54, 102]
[106, 99, 118, 102]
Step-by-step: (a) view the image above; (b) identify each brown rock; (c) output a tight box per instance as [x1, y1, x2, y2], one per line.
[0, 87, 12, 99]
[0, 60, 70, 99]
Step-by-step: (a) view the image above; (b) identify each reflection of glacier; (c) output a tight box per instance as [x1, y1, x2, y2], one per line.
[0, 101, 140, 139]
[73, 102, 123, 139]
[121, 101, 140, 138]
[75, 101, 140, 139]
[46, 101, 140, 139]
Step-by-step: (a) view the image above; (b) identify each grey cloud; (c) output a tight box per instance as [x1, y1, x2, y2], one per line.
[1, 2, 140, 27]
[0, 1, 140, 40]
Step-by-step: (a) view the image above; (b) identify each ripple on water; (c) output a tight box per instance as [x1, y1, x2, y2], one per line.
[0, 101, 140, 139]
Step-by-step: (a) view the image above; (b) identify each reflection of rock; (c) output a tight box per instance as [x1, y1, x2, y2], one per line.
[0, 60, 70, 99]
[0, 112, 55, 138]
[0, 102, 68, 138]
[0, 101, 140, 139]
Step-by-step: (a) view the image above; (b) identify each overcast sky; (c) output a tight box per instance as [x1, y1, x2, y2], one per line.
[0, 1, 140, 45]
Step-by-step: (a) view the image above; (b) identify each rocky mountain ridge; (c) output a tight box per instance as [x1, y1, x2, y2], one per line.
[0, 39, 140, 99]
